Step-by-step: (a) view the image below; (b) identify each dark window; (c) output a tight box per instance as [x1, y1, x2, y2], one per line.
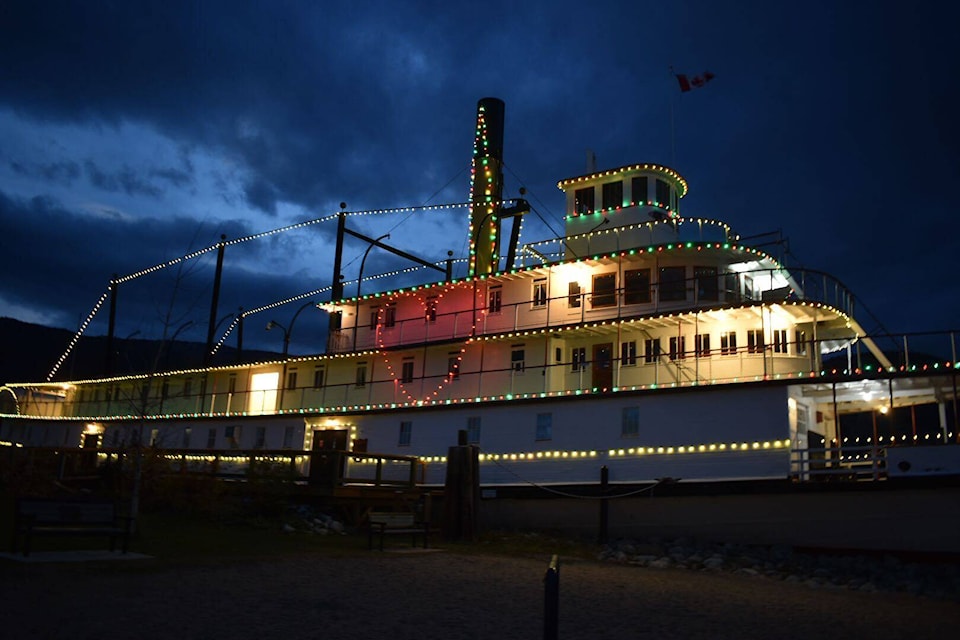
[533, 278, 548, 307]
[183, 377, 192, 397]
[591, 273, 616, 307]
[773, 329, 788, 353]
[721, 331, 737, 355]
[747, 329, 764, 354]
[287, 370, 298, 390]
[669, 336, 686, 360]
[724, 272, 740, 301]
[622, 407, 639, 437]
[631, 176, 648, 205]
[254, 427, 266, 449]
[572, 347, 587, 371]
[228, 374, 237, 394]
[313, 366, 325, 388]
[621, 341, 637, 366]
[447, 354, 461, 379]
[602, 181, 623, 210]
[644, 338, 661, 364]
[796, 330, 808, 355]
[399, 421, 412, 446]
[488, 286, 502, 313]
[536, 413, 553, 441]
[425, 296, 437, 322]
[369, 306, 380, 330]
[225, 425, 239, 449]
[624, 269, 651, 304]
[512, 348, 525, 372]
[694, 266, 718, 302]
[384, 304, 396, 328]
[401, 360, 415, 383]
[574, 187, 595, 215]
[467, 416, 481, 443]
[568, 281, 582, 308]
[355, 362, 367, 387]
[658, 266, 686, 301]
[655, 179, 671, 206]
[695, 333, 711, 357]
[206, 428, 216, 449]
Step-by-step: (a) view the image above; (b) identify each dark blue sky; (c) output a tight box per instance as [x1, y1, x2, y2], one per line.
[1, 0, 957, 360]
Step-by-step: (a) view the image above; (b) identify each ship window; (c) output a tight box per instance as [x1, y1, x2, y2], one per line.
[572, 347, 587, 371]
[721, 331, 737, 355]
[254, 426, 266, 449]
[182, 428, 191, 448]
[796, 405, 809, 437]
[426, 296, 438, 322]
[694, 266, 719, 301]
[384, 303, 397, 328]
[747, 329, 764, 354]
[532, 278, 548, 307]
[624, 269, 651, 304]
[282, 426, 294, 449]
[568, 281, 582, 308]
[399, 421, 413, 447]
[658, 267, 686, 301]
[621, 407, 640, 437]
[448, 354, 461, 380]
[512, 348, 526, 373]
[369, 306, 380, 330]
[773, 329, 788, 353]
[621, 341, 637, 366]
[536, 413, 553, 441]
[644, 338, 661, 364]
[796, 330, 808, 355]
[206, 428, 216, 449]
[631, 176, 648, 205]
[355, 362, 367, 387]
[225, 425, 240, 449]
[313, 366, 325, 388]
[467, 416, 481, 444]
[724, 272, 740, 302]
[655, 179, 671, 207]
[669, 336, 686, 360]
[488, 286, 502, 314]
[287, 370, 298, 390]
[401, 359, 415, 383]
[591, 273, 616, 307]
[695, 333, 711, 357]
[602, 181, 623, 210]
[574, 187, 595, 215]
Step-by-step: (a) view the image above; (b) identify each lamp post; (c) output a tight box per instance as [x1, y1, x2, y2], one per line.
[354, 233, 390, 351]
[267, 300, 316, 358]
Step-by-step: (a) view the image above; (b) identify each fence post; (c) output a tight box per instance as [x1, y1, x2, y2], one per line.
[544, 554, 559, 640]
[598, 465, 609, 544]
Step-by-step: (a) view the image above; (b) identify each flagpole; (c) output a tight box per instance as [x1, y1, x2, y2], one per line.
[668, 66, 677, 167]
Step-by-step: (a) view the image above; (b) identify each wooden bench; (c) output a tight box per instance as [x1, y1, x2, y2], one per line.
[11, 498, 133, 557]
[367, 512, 428, 551]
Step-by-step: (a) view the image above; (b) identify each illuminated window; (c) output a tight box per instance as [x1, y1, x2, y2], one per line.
[658, 267, 686, 301]
[624, 269, 651, 304]
[568, 281, 582, 308]
[621, 341, 637, 366]
[602, 181, 622, 210]
[721, 331, 737, 355]
[669, 336, 686, 360]
[695, 333, 711, 357]
[467, 416, 481, 443]
[488, 286, 502, 313]
[536, 413, 553, 441]
[572, 346, 587, 371]
[532, 278, 548, 307]
[355, 362, 367, 387]
[425, 296, 438, 322]
[747, 329, 764, 354]
[399, 421, 413, 446]
[512, 347, 525, 373]
[313, 366, 325, 388]
[773, 329, 788, 353]
[622, 407, 639, 437]
[644, 338, 661, 364]
[694, 266, 718, 301]
[631, 176, 648, 205]
[591, 273, 616, 307]
[401, 359, 415, 383]
[574, 187, 595, 215]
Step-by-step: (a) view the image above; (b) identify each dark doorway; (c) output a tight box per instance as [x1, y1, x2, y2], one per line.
[592, 343, 613, 390]
[309, 429, 348, 487]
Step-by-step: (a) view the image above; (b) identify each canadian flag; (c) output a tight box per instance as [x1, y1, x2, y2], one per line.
[676, 71, 715, 92]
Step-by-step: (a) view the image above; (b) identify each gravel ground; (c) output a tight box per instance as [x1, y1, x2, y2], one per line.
[1, 549, 957, 639]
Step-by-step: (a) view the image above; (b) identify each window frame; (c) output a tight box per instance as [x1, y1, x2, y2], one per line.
[532, 278, 548, 308]
[658, 266, 687, 302]
[591, 273, 616, 308]
[624, 268, 651, 305]
[574, 186, 595, 215]
[601, 180, 623, 210]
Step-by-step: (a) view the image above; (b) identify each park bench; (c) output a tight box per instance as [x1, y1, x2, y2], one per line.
[367, 511, 429, 551]
[11, 497, 133, 557]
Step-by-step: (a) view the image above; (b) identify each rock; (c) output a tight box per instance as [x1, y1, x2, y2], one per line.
[648, 557, 672, 569]
[736, 568, 759, 577]
[282, 523, 296, 533]
[703, 557, 725, 571]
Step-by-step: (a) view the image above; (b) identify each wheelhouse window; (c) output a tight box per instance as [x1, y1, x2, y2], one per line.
[621, 407, 639, 437]
[572, 346, 587, 371]
[621, 341, 637, 366]
[747, 329, 764, 354]
[591, 273, 616, 307]
[602, 180, 623, 210]
[399, 421, 413, 446]
[574, 187, 595, 215]
[655, 179, 671, 207]
[694, 266, 719, 302]
[532, 278, 548, 307]
[631, 176, 648, 205]
[536, 413, 553, 441]
[658, 266, 686, 301]
[401, 358, 415, 383]
[624, 269, 651, 304]
[669, 336, 686, 360]
[488, 285, 502, 313]
[644, 338, 661, 364]
[695, 333, 711, 357]
[511, 347, 525, 373]
[568, 281, 582, 308]
[721, 331, 737, 355]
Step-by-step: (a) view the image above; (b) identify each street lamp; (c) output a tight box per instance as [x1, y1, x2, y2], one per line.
[354, 233, 390, 351]
[267, 300, 316, 358]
